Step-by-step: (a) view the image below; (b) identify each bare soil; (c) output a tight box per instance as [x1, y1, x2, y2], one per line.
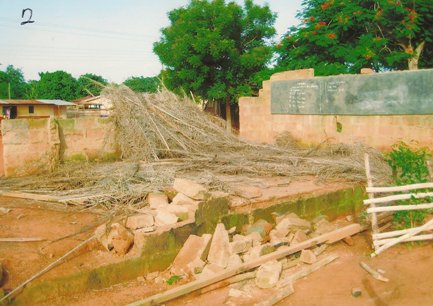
[51, 233, 433, 306]
[1, 196, 432, 306]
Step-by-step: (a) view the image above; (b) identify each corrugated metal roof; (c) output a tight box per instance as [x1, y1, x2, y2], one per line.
[0, 99, 76, 106]
[0, 99, 44, 105]
[37, 99, 76, 106]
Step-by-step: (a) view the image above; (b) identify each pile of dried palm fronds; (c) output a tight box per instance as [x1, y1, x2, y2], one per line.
[0, 85, 391, 211]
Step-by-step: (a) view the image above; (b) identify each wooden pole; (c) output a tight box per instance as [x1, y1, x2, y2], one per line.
[367, 182, 433, 193]
[364, 153, 378, 233]
[127, 224, 362, 306]
[367, 202, 433, 213]
[364, 192, 433, 205]
[0, 235, 96, 303]
[373, 234, 433, 247]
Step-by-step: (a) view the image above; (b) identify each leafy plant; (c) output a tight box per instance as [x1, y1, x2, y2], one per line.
[166, 275, 183, 285]
[385, 141, 432, 228]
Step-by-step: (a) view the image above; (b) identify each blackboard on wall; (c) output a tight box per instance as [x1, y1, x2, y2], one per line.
[271, 69, 433, 115]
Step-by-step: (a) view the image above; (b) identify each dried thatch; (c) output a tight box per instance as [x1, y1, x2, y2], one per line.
[0, 85, 391, 211]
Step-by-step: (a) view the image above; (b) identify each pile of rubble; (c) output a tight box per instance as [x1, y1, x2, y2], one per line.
[121, 212, 354, 306]
[170, 213, 338, 285]
[94, 178, 207, 255]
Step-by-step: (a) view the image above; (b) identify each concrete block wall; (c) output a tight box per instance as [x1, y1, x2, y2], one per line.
[0, 117, 117, 176]
[239, 69, 433, 151]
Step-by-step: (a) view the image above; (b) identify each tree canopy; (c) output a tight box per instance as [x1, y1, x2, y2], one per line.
[275, 0, 433, 75]
[34, 71, 79, 101]
[77, 73, 108, 97]
[0, 65, 29, 99]
[154, 0, 276, 103]
[123, 76, 159, 93]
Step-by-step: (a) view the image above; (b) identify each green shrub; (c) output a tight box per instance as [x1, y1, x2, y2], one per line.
[385, 142, 432, 228]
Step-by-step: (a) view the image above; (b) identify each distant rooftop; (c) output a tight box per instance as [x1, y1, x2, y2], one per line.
[0, 99, 76, 106]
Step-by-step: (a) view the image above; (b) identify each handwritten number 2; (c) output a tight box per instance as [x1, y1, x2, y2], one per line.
[21, 8, 35, 25]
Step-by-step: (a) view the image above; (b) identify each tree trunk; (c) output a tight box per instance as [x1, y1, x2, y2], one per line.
[225, 96, 232, 132]
[406, 41, 425, 70]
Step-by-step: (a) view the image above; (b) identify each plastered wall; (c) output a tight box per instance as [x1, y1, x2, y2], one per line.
[0, 117, 117, 176]
[239, 69, 433, 151]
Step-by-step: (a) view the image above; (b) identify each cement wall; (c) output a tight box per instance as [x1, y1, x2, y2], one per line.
[239, 69, 433, 151]
[0, 117, 117, 176]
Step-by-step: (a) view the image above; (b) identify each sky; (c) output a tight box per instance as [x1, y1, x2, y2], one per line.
[0, 0, 304, 83]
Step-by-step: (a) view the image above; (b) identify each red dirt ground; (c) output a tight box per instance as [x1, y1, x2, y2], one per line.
[1, 196, 432, 306]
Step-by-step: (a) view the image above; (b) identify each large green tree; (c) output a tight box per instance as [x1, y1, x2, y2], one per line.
[77, 73, 108, 97]
[123, 76, 159, 93]
[276, 0, 433, 75]
[154, 0, 276, 128]
[34, 71, 79, 101]
[0, 65, 29, 99]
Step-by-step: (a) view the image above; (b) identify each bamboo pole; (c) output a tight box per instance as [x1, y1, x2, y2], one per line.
[366, 182, 433, 193]
[364, 153, 378, 233]
[372, 218, 433, 257]
[0, 235, 96, 303]
[0, 237, 44, 242]
[367, 202, 433, 213]
[363, 192, 433, 205]
[373, 223, 433, 240]
[373, 234, 433, 247]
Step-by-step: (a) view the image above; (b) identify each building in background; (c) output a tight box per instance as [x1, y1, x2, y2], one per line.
[0, 99, 76, 119]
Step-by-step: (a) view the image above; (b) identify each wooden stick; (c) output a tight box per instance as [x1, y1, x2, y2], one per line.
[278, 254, 339, 288]
[364, 153, 378, 233]
[0, 237, 45, 242]
[360, 262, 389, 282]
[373, 223, 433, 240]
[366, 182, 433, 193]
[367, 202, 433, 213]
[127, 224, 362, 306]
[254, 284, 294, 306]
[363, 192, 433, 205]
[373, 234, 433, 247]
[0, 235, 96, 303]
[0, 191, 60, 202]
[373, 218, 433, 256]
[377, 222, 392, 233]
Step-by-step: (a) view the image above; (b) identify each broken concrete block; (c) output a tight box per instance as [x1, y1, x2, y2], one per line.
[227, 254, 243, 268]
[247, 232, 263, 246]
[230, 235, 253, 254]
[188, 257, 206, 275]
[173, 178, 207, 200]
[108, 223, 134, 255]
[148, 192, 169, 209]
[166, 204, 190, 221]
[290, 230, 309, 246]
[198, 263, 225, 279]
[126, 214, 154, 230]
[94, 223, 110, 251]
[269, 228, 292, 246]
[171, 234, 212, 275]
[276, 214, 311, 236]
[155, 210, 179, 226]
[314, 219, 337, 235]
[208, 223, 231, 268]
[300, 249, 317, 264]
[260, 244, 276, 256]
[245, 219, 272, 241]
[231, 185, 262, 199]
[255, 260, 282, 289]
[171, 192, 198, 206]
